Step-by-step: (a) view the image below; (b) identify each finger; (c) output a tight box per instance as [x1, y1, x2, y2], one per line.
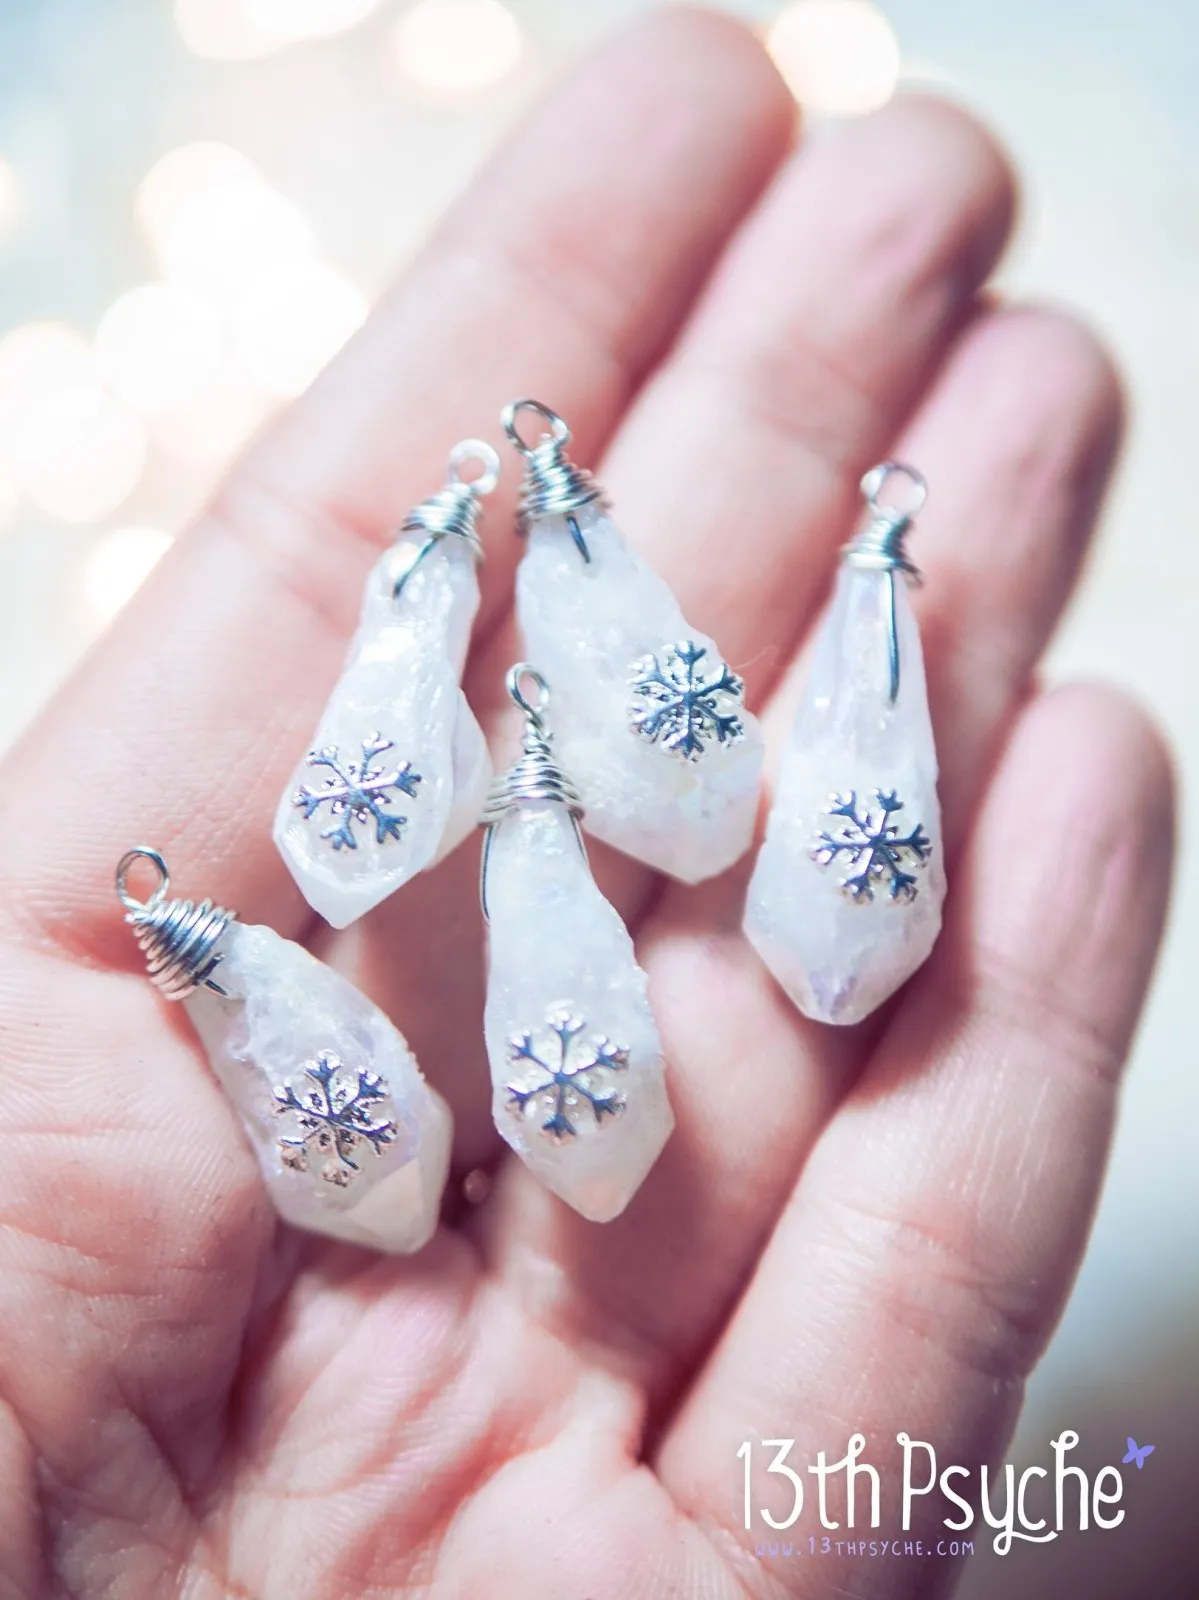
[462, 95, 1016, 1141]
[466, 92, 1015, 958]
[596, 93, 1015, 692]
[482, 306, 1126, 1391]
[0, 6, 794, 955]
[897, 305, 1125, 846]
[656, 686, 1175, 1595]
[245, 6, 793, 639]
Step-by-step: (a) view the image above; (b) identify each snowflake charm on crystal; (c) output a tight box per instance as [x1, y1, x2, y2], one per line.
[116, 848, 451, 1253]
[745, 465, 946, 1025]
[505, 1008, 629, 1142]
[275, 441, 499, 928]
[502, 399, 762, 883]
[479, 666, 673, 1221]
[813, 790, 931, 904]
[293, 736, 421, 852]
[274, 1052, 399, 1185]
[629, 641, 745, 761]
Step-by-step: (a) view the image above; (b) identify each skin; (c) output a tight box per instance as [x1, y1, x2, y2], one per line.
[0, 9, 1175, 1598]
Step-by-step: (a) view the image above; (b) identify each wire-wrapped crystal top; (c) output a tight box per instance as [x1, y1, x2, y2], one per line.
[842, 461, 926, 583]
[116, 847, 236, 1001]
[501, 399, 609, 540]
[479, 666, 587, 923]
[480, 665, 584, 828]
[392, 439, 500, 596]
[841, 462, 928, 706]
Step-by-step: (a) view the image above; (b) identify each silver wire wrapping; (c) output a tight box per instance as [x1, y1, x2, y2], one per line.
[842, 462, 927, 706]
[115, 847, 237, 1001]
[391, 439, 501, 598]
[479, 665, 587, 922]
[501, 399, 609, 560]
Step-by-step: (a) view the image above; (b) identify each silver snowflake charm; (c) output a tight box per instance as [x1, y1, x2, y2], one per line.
[293, 733, 421, 852]
[273, 1051, 399, 1187]
[505, 1007, 629, 1142]
[628, 639, 745, 762]
[813, 789, 932, 905]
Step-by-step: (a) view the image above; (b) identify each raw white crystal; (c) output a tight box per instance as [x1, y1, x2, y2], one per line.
[186, 922, 451, 1253]
[744, 566, 945, 1026]
[275, 535, 490, 928]
[483, 802, 673, 1221]
[516, 505, 763, 883]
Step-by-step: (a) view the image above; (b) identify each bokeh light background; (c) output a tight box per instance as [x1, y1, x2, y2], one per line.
[0, 2, 1195, 1592]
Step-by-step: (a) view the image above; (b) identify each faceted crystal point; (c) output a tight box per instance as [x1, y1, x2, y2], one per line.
[186, 923, 452, 1253]
[483, 802, 673, 1222]
[274, 535, 491, 929]
[744, 565, 945, 1025]
[516, 505, 763, 883]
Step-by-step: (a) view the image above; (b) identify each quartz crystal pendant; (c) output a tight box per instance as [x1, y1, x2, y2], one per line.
[117, 849, 451, 1254]
[274, 442, 499, 929]
[503, 400, 763, 885]
[744, 465, 946, 1026]
[479, 667, 673, 1222]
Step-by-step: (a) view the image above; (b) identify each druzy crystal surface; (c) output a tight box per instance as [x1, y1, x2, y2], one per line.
[516, 506, 762, 883]
[483, 802, 672, 1221]
[275, 536, 490, 928]
[187, 922, 451, 1252]
[745, 566, 945, 1025]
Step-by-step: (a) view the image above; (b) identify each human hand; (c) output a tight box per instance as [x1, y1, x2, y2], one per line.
[0, 10, 1173, 1597]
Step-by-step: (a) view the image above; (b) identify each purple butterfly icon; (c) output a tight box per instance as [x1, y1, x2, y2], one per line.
[1123, 1437, 1155, 1470]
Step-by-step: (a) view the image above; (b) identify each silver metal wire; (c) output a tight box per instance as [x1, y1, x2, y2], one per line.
[391, 439, 501, 597]
[115, 847, 237, 1001]
[501, 399, 609, 554]
[842, 462, 928, 705]
[479, 665, 587, 922]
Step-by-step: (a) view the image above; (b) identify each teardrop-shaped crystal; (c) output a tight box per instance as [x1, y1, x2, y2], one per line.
[745, 566, 945, 1025]
[274, 536, 490, 928]
[483, 802, 673, 1221]
[516, 505, 763, 883]
[186, 923, 452, 1253]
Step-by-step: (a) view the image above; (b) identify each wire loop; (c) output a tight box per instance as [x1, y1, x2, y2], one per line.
[392, 440, 500, 596]
[500, 398, 609, 542]
[843, 462, 929, 706]
[479, 664, 587, 920]
[115, 847, 236, 1001]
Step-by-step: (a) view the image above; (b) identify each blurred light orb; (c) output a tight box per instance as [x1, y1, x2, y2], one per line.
[0, 325, 144, 521]
[96, 284, 223, 417]
[136, 142, 260, 240]
[21, 389, 147, 524]
[153, 176, 315, 301]
[152, 367, 273, 464]
[0, 324, 94, 440]
[0, 322, 146, 521]
[766, 0, 900, 116]
[0, 157, 22, 239]
[233, 261, 367, 397]
[395, 0, 523, 94]
[246, 0, 381, 43]
[83, 526, 174, 625]
[174, 0, 278, 61]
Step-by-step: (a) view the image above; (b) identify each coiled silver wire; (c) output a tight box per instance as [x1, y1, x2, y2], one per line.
[479, 665, 586, 921]
[843, 461, 926, 582]
[501, 399, 609, 544]
[392, 440, 500, 597]
[115, 847, 236, 1001]
[842, 462, 927, 706]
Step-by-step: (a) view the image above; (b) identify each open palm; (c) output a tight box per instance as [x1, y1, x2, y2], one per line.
[0, 12, 1173, 1598]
